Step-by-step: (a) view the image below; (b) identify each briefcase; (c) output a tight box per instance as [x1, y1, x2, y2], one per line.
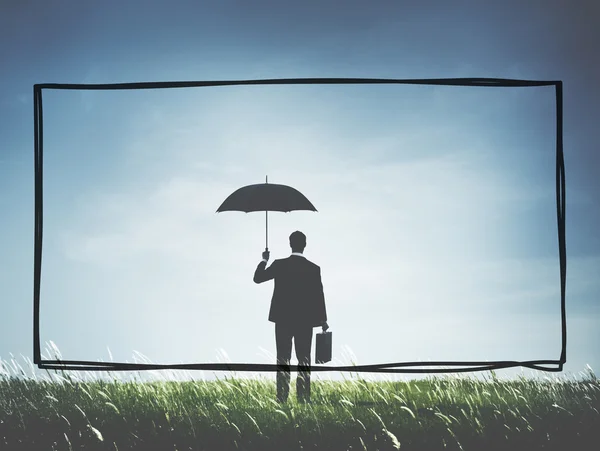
[315, 331, 332, 364]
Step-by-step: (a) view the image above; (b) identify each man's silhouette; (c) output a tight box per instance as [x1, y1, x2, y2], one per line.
[253, 230, 328, 404]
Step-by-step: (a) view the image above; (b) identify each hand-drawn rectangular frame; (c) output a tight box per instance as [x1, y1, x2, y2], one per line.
[33, 77, 566, 374]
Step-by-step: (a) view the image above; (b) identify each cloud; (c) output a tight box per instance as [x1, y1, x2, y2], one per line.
[56, 146, 565, 328]
[57, 92, 557, 304]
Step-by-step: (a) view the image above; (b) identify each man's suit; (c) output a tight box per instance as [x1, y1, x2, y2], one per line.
[253, 253, 327, 402]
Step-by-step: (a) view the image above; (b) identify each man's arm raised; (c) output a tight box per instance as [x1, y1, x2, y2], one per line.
[253, 250, 277, 283]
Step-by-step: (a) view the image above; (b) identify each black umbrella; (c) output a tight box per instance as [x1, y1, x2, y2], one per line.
[216, 176, 317, 251]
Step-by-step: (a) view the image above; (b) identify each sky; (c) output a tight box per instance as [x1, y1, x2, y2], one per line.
[0, 0, 598, 383]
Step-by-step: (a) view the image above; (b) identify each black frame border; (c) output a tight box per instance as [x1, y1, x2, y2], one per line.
[33, 77, 566, 374]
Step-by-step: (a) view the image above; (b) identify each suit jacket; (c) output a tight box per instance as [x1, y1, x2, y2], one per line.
[254, 255, 327, 327]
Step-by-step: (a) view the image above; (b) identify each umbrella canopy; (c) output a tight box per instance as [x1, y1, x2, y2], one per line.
[216, 183, 317, 213]
[216, 176, 317, 250]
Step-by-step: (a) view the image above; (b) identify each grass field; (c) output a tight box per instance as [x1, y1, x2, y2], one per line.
[1, 353, 599, 451]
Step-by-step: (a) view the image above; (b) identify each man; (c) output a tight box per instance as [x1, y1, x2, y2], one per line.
[253, 230, 329, 404]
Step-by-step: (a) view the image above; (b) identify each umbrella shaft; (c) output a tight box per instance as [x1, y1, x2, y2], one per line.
[265, 175, 268, 251]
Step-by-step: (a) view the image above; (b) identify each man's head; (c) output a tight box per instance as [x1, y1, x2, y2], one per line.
[289, 230, 306, 253]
